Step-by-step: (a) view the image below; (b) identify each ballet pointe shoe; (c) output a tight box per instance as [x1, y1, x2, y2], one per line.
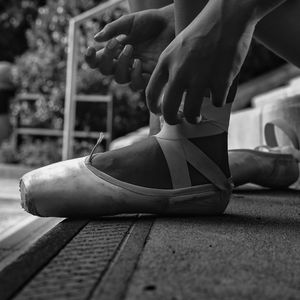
[229, 120, 300, 188]
[20, 108, 233, 218]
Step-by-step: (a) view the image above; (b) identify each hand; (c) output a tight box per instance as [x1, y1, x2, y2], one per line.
[146, 0, 258, 124]
[85, 5, 175, 91]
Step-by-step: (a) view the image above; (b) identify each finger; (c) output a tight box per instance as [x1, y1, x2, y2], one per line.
[115, 34, 128, 45]
[114, 44, 133, 84]
[85, 47, 98, 69]
[94, 15, 134, 42]
[103, 38, 123, 59]
[96, 38, 122, 75]
[130, 59, 150, 91]
[162, 79, 185, 125]
[226, 74, 239, 103]
[183, 86, 206, 124]
[211, 79, 231, 107]
[94, 49, 114, 75]
[146, 62, 168, 115]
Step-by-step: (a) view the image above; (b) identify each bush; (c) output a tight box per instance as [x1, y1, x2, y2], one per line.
[14, 0, 148, 132]
[0, 0, 45, 62]
[18, 137, 62, 167]
[4, 0, 148, 166]
[0, 141, 19, 164]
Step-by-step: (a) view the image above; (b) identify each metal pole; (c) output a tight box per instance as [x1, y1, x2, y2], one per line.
[62, 20, 78, 160]
[63, 0, 125, 159]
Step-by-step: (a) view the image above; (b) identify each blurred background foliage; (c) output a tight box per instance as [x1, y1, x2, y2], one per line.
[13, 0, 147, 136]
[0, 0, 285, 166]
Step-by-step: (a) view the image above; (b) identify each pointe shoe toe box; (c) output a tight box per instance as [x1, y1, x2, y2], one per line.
[20, 157, 126, 217]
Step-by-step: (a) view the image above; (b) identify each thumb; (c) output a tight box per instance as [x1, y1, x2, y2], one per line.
[94, 14, 134, 42]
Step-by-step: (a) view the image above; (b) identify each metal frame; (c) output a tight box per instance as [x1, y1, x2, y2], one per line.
[62, 0, 125, 160]
[13, 93, 113, 158]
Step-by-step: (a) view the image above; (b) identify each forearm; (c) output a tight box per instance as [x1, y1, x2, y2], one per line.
[174, 0, 208, 33]
[128, 0, 173, 12]
[180, 0, 289, 45]
[251, 0, 288, 19]
[254, 0, 300, 67]
[127, 0, 173, 136]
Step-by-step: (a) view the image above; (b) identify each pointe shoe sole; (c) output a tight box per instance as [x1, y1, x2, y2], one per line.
[20, 156, 231, 217]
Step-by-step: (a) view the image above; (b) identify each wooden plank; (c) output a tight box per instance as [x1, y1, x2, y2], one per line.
[75, 94, 112, 103]
[16, 94, 41, 101]
[16, 128, 63, 137]
[15, 128, 110, 140]
[0, 219, 88, 300]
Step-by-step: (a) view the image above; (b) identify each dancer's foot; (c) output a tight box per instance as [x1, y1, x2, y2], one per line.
[20, 116, 233, 217]
[92, 132, 230, 189]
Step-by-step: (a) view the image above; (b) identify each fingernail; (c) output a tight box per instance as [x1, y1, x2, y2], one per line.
[107, 39, 118, 49]
[195, 115, 203, 123]
[156, 103, 163, 116]
[133, 59, 139, 69]
[94, 30, 105, 40]
[177, 110, 184, 120]
[175, 114, 183, 124]
[86, 47, 94, 57]
[116, 34, 127, 43]
[186, 116, 202, 124]
[123, 45, 133, 56]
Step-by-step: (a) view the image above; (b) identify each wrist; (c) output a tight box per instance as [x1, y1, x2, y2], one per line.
[203, 0, 258, 38]
[158, 4, 174, 16]
[158, 4, 175, 27]
[128, 0, 173, 12]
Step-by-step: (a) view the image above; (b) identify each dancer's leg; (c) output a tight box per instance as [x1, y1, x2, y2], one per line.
[228, 0, 300, 187]
[255, 0, 300, 68]
[128, 0, 172, 12]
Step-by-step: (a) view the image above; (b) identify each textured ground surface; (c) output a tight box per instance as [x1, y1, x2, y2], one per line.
[1, 187, 299, 300]
[125, 189, 300, 300]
